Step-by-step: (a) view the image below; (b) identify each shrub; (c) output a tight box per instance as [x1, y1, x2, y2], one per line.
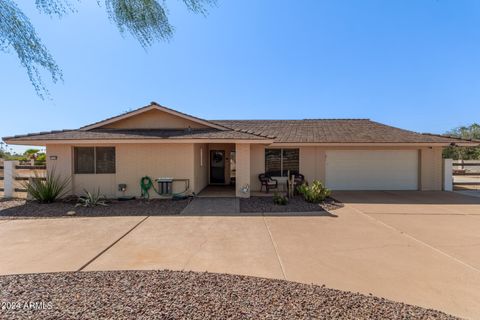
[76, 189, 108, 208]
[23, 170, 71, 203]
[273, 192, 288, 205]
[296, 183, 309, 197]
[297, 180, 331, 203]
[35, 153, 46, 165]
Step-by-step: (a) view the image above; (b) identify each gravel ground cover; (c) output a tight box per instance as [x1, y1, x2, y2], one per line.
[240, 196, 343, 213]
[0, 270, 458, 320]
[0, 198, 189, 219]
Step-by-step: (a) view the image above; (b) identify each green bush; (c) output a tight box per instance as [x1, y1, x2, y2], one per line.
[296, 183, 309, 197]
[76, 189, 108, 208]
[35, 153, 46, 164]
[23, 170, 71, 203]
[297, 180, 331, 203]
[273, 192, 288, 205]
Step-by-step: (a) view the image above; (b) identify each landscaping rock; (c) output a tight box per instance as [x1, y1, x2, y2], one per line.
[0, 198, 189, 219]
[0, 270, 459, 319]
[240, 196, 343, 213]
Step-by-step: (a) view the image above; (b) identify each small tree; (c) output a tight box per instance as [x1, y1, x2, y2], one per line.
[443, 124, 480, 160]
[24, 148, 40, 160]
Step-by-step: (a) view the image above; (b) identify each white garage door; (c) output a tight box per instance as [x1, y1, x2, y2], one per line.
[325, 150, 418, 190]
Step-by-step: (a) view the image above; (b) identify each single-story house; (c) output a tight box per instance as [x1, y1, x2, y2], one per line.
[3, 102, 477, 198]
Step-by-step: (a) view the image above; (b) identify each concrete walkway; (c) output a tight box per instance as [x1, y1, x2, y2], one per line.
[1, 191, 480, 319]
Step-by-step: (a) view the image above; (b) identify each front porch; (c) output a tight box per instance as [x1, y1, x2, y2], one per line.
[198, 142, 255, 198]
[198, 185, 236, 197]
[197, 142, 293, 198]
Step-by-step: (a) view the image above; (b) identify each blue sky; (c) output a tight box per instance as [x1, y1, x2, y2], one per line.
[2, 0, 480, 152]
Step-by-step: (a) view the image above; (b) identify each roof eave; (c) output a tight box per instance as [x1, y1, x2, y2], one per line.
[5, 138, 477, 147]
[271, 142, 479, 147]
[3, 138, 275, 146]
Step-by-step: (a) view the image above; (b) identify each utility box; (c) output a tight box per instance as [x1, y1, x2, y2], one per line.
[157, 178, 173, 195]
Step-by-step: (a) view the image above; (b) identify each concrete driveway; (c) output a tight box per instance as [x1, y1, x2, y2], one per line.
[1, 191, 480, 319]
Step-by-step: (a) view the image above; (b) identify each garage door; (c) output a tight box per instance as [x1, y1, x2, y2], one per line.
[325, 150, 418, 190]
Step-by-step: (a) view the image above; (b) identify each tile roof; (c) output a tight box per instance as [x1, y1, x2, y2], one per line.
[212, 119, 474, 144]
[3, 104, 477, 145]
[3, 129, 271, 141]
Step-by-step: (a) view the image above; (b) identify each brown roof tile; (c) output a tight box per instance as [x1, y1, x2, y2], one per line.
[3, 114, 477, 145]
[2, 128, 270, 141]
[212, 119, 474, 144]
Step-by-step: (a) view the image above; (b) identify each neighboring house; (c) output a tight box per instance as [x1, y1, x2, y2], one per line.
[3, 102, 477, 198]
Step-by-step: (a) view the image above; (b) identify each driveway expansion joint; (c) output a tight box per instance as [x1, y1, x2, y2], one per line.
[262, 216, 287, 280]
[77, 216, 150, 272]
[348, 204, 480, 274]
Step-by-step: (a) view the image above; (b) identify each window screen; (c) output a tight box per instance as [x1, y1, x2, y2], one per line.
[265, 149, 282, 176]
[282, 149, 299, 176]
[265, 148, 299, 177]
[95, 147, 116, 174]
[74, 147, 95, 174]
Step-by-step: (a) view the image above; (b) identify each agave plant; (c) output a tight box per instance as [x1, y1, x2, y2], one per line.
[76, 189, 109, 208]
[22, 169, 71, 203]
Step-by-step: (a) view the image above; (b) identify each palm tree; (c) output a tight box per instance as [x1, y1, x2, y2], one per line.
[0, 0, 216, 99]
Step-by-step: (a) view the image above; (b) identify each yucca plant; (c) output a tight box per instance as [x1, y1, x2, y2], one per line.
[76, 189, 108, 208]
[22, 169, 71, 203]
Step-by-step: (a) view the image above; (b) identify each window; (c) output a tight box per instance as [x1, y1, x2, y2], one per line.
[95, 147, 116, 174]
[265, 149, 282, 176]
[74, 147, 116, 174]
[74, 147, 94, 174]
[282, 149, 299, 176]
[265, 148, 299, 177]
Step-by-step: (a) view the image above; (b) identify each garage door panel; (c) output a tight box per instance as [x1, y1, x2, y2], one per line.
[325, 150, 418, 190]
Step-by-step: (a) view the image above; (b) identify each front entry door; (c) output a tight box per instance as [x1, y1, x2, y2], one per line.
[210, 150, 225, 184]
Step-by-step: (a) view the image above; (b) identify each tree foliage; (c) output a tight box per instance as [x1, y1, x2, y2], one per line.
[443, 123, 480, 160]
[1, 0, 216, 99]
[0, 0, 63, 99]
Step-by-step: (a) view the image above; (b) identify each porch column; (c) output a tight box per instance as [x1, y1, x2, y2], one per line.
[444, 158, 453, 191]
[3, 161, 14, 198]
[235, 143, 251, 198]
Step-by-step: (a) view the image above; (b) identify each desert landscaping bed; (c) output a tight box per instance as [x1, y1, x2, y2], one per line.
[0, 270, 457, 320]
[240, 196, 343, 213]
[0, 198, 189, 219]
